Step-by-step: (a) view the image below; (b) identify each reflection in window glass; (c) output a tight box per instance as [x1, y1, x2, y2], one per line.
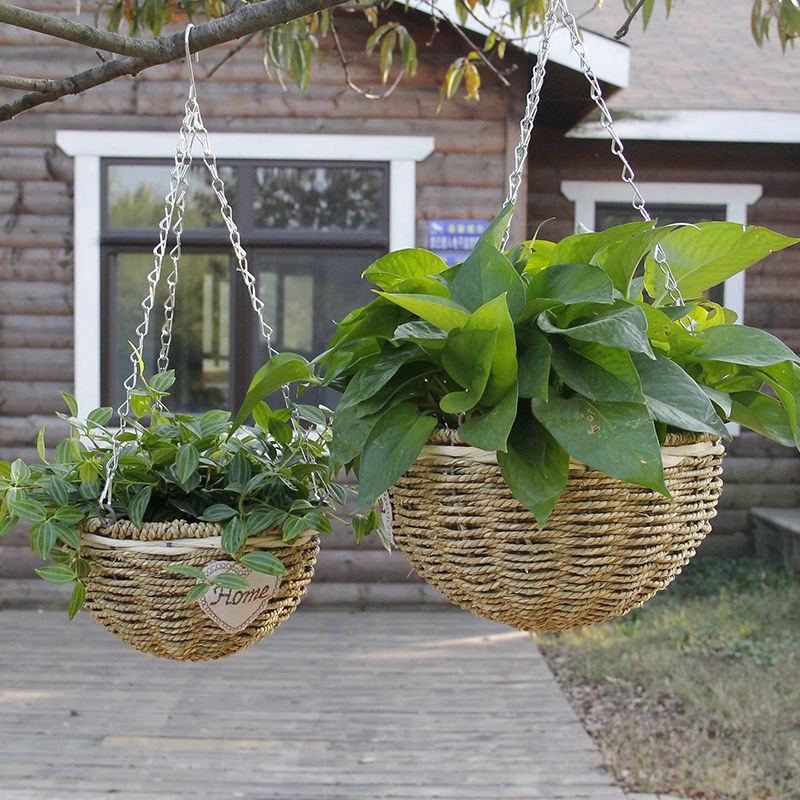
[254, 166, 385, 231]
[106, 252, 231, 412]
[107, 164, 236, 230]
[595, 203, 726, 229]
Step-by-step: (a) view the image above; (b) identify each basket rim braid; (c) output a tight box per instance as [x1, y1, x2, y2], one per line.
[79, 518, 319, 661]
[389, 431, 724, 633]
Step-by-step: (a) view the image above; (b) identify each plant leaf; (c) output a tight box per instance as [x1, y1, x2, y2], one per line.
[632, 353, 730, 438]
[376, 293, 470, 333]
[497, 410, 569, 527]
[459, 384, 518, 452]
[516, 327, 551, 400]
[692, 324, 799, 367]
[356, 403, 437, 512]
[439, 328, 497, 413]
[212, 572, 251, 590]
[68, 580, 86, 620]
[538, 303, 654, 357]
[34, 563, 76, 584]
[175, 443, 200, 489]
[645, 222, 800, 304]
[199, 503, 238, 523]
[729, 391, 794, 446]
[240, 550, 287, 575]
[128, 484, 152, 528]
[531, 395, 667, 494]
[551, 339, 645, 403]
[166, 564, 209, 580]
[221, 516, 248, 555]
[364, 248, 449, 291]
[449, 237, 526, 318]
[233, 353, 312, 430]
[526, 262, 615, 305]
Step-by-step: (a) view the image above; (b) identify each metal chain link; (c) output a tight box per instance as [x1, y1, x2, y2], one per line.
[502, 1, 560, 248]
[100, 26, 322, 513]
[503, 0, 685, 308]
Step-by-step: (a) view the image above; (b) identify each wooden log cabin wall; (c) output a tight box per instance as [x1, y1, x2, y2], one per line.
[1, 0, 799, 597]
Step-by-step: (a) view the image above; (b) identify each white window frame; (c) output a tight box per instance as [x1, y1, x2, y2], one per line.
[560, 181, 764, 325]
[57, 131, 435, 413]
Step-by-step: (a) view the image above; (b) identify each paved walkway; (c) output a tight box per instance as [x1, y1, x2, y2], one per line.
[0, 591, 685, 800]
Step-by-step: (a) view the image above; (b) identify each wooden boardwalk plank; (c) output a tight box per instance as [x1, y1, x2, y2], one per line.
[0, 609, 624, 800]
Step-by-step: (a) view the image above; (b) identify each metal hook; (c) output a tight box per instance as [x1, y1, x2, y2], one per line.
[184, 24, 198, 87]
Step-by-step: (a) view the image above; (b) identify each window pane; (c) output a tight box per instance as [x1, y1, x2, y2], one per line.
[106, 252, 231, 412]
[250, 250, 380, 408]
[106, 164, 236, 230]
[254, 166, 385, 232]
[595, 202, 726, 229]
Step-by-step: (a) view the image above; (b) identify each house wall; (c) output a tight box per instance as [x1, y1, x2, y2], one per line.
[527, 134, 800, 554]
[0, 3, 529, 589]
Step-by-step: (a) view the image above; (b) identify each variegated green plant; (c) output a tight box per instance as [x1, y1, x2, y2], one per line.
[0, 354, 343, 617]
[320, 203, 800, 528]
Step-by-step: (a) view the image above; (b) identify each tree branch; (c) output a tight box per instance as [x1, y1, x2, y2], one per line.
[0, 0, 347, 121]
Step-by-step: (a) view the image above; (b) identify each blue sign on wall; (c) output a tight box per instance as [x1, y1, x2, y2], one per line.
[427, 219, 489, 265]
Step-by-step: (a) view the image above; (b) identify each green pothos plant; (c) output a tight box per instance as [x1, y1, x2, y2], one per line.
[320, 203, 800, 529]
[0, 352, 344, 617]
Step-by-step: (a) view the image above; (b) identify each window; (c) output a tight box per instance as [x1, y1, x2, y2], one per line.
[560, 181, 764, 324]
[57, 132, 435, 414]
[102, 159, 388, 411]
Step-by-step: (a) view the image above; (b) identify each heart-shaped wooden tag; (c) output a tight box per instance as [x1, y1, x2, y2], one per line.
[198, 560, 282, 633]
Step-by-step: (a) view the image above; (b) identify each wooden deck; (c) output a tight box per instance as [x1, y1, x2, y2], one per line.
[0, 608, 625, 800]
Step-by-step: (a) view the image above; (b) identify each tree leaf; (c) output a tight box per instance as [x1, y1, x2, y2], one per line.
[692, 324, 800, 367]
[531, 395, 667, 494]
[632, 353, 729, 438]
[355, 403, 437, 512]
[645, 222, 800, 304]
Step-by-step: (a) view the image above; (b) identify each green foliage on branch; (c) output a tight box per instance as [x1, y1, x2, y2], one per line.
[100, 0, 799, 104]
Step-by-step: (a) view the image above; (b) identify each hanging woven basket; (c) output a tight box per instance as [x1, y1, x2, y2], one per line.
[390, 431, 724, 633]
[80, 519, 319, 661]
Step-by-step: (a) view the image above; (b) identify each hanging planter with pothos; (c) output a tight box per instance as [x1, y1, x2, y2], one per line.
[319, 202, 800, 632]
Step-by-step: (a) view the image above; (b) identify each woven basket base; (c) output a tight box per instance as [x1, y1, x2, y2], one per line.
[81, 521, 319, 661]
[390, 436, 724, 633]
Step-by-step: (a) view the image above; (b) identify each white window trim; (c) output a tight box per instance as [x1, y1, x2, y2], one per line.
[560, 181, 764, 325]
[57, 131, 435, 413]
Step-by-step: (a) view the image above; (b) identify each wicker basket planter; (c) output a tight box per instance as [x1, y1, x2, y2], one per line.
[80, 519, 319, 661]
[390, 432, 724, 633]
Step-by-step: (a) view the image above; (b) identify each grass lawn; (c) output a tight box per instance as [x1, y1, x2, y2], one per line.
[536, 556, 800, 800]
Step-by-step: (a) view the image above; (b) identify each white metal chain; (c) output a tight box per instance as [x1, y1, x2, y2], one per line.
[504, 0, 685, 308]
[99, 26, 320, 515]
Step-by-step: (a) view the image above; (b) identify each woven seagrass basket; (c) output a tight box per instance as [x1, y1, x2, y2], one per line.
[390, 431, 724, 633]
[80, 519, 319, 661]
